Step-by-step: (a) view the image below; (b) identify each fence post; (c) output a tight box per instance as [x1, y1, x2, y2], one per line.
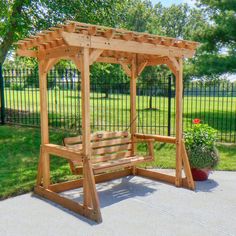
[167, 74, 172, 136]
[0, 64, 5, 125]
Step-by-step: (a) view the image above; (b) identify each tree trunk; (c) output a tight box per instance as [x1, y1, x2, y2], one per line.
[0, 0, 25, 65]
[149, 94, 153, 109]
[105, 91, 109, 99]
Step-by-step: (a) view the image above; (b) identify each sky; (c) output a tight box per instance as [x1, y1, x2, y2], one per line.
[151, 0, 196, 7]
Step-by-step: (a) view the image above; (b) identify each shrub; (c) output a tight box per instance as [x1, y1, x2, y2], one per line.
[10, 82, 25, 91]
[184, 120, 219, 169]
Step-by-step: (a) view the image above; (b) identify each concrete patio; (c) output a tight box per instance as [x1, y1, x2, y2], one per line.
[0, 171, 236, 236]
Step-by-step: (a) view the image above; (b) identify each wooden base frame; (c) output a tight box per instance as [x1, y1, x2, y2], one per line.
[35, 138, 194, 223]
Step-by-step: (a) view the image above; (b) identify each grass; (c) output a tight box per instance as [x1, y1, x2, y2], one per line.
[4, 88, 236, 142]
[0, 125, 236, 200]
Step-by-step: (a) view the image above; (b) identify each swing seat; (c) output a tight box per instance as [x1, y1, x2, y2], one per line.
[63, 131, 155, 175]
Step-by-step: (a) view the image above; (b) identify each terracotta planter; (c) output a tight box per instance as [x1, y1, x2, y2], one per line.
[191, 168, 211, 181]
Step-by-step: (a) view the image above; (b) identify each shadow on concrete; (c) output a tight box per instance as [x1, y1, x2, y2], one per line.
[30, 176, 157, 224]
[195, 179, 219, 193]
[97, 176, 157, 208]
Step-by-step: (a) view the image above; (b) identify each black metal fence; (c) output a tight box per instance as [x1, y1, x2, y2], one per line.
[0, 68, 235, 143]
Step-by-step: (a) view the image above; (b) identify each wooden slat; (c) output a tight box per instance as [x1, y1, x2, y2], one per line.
[93, 156, 153, 174]
[64, 131, 129, 145]
[92, 143, 132, 155]
[43, 144, 82, 161]
[92, 151, 132, 163]
[68, 138, 131, 153]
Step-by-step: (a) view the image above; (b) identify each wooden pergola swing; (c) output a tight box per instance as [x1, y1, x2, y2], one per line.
[16, 21, 199, 223]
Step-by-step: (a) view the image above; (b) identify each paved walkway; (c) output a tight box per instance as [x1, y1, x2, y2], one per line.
[0, 171, 236, 236]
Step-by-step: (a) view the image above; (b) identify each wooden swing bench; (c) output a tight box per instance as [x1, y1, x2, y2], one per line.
[63, 131, 154, 175]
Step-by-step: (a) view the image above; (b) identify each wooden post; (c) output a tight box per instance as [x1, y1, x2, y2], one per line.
[130, 55, 137, 156]
[38, 59, 50, 188]
[175, 58, 183, 187]
[81, 48, 102, 221]
[80, 48, 91, 207]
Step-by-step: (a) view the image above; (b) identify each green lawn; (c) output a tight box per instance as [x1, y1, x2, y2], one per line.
[0, 125, 236, 200]
[4, 88, 236, 142]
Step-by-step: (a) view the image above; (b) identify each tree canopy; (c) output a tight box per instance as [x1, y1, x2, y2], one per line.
[190, 0, 236, 78]
[1, 0, 234, 81]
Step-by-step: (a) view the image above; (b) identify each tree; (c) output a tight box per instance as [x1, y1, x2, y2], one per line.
[191, 0, 236, 77]
[0, 0, 132, 66]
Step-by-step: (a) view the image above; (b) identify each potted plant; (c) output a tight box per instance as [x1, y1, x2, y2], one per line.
[184, 119, 219, 181]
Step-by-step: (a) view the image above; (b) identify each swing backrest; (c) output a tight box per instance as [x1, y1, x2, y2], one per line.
[63, 131, 133, 163]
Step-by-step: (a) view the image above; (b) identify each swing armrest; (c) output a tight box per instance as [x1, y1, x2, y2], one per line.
[134, 138, 155, 157]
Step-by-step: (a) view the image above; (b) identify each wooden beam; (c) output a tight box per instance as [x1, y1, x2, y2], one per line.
[120, 61, 131, 77]
[122, 32, 134, 41]
[38, 60, 49, 144]
[147, 56, 169, 66]
[49, 169, 132, 193]
[130, 55, 137, 157]
[147, 56, 178, 76]
[36, 147, 43, 186]
[17, 23, 75, 50]
[71, 55, 81, 71]
[137, 60, 147, 76]
[136, 168, 176, 185]
[81, 48, 91, 159]
[168, 56, 180, 72]
[89, 49, 104, 65]
[181, 140, 195, 190]
[38, 46, 80, 60]
[34, 186, 100, 222]
[166, 60, 178, 77]
[62, 32, 196, 58]
[16, 49, 38, 58]
[88, 26, 97, 35]
[103, 29, 115, 40]
[136, 35, 149, 43]
[45, 58, 61, 72]
[134, 133, 176, 144]
[81, 48, 101, 221]
[42, 144, 83, 161]
[96, 57, 131, 64]
[175, 58, 183, 187]
[81, 47, 91, 208]
[38, 59, 51, 188]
